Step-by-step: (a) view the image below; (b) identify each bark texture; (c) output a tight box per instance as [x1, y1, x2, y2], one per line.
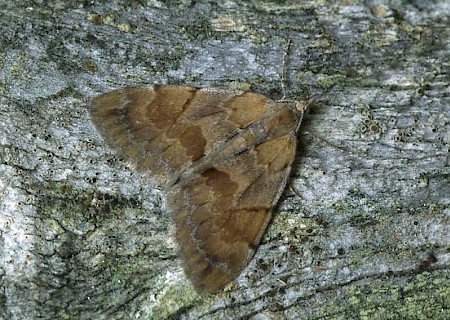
[0, 1, 448, 319]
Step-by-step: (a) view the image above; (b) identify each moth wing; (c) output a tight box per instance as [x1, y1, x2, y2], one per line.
[89, 85, 271, 187]
[167, 134, 298, 293]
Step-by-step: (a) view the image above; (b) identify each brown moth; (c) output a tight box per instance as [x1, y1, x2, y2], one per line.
[90, 84, 311, 294]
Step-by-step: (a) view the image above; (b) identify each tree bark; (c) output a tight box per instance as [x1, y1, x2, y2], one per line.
[0, 1, 448, 319]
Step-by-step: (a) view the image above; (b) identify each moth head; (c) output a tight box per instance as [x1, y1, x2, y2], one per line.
[294, 98, 314, 114]
[261, 98, 313, 138]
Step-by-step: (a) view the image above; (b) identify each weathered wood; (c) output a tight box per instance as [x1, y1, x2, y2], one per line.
[0, 1, 448, 319]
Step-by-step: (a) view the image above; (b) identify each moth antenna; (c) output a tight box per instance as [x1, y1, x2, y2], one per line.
[280, 38, 292, 100]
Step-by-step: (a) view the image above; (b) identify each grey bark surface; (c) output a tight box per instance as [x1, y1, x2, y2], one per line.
[0, 1, 449, 319]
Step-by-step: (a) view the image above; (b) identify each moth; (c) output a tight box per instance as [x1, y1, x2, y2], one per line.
[90, 84, 311, 294]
